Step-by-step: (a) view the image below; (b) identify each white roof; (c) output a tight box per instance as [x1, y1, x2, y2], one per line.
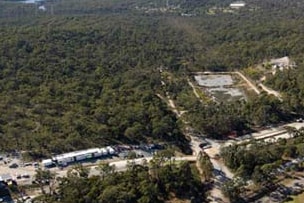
[270, 56, 290, 66]
[52, 147, 115, 159]
[53, 148, 101, 160]
[230, 1, 246, 7]
[42, 159, 53, 164]
[101, 148, 108, 153]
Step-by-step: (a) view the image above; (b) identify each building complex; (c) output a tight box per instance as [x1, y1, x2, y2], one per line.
[42, 146, 116, 167]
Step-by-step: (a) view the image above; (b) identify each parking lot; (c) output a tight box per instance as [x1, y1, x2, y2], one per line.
[0, 156, 37, 185]
[0, 144, 163, 186]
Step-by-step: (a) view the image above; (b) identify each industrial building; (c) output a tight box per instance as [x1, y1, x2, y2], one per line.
[42, 146, 116, 167]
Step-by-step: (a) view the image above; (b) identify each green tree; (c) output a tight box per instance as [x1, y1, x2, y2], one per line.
[34, 168, 56, 196]
[96, 162, 116, 180]
[221, 178, 245, 203]
[197, 151, 213, 181]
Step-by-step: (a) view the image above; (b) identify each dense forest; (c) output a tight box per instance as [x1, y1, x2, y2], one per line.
[0, 0, 304, 157]
[0, 15, 195, 156]
[218, 127, 304, 202]
[51, 161, 206, 203]
[220, 127, 304, 193]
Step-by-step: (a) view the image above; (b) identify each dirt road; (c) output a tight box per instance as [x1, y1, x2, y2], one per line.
[187, 79, 202, 100]
[258, 83, 283, 101]
[235, 71, 260, 95]
[236, 71, 283, 101]
[156, 93, 181, 117]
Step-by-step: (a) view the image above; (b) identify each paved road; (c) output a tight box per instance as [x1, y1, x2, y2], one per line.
[188, 133, 232, 202]
[52, 156, 197, 178]
[224, 122, 304, 147]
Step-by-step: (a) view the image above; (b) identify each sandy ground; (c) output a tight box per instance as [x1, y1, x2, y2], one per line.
[0, 159, 37, 185]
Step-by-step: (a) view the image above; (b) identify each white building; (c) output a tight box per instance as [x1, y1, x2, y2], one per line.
[269, 56, 295, 69]
[230, 1, 246, 8]
[42, 159, 53, 167]
[42, 146, 116, 167]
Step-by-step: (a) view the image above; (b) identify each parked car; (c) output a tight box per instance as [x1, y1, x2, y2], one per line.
[199, 142, 208, 149]
[9, 163, 19, 168]
[203, 145, 212, 150]
[33, 162, 39, 168]
[23, 162, 32, 167]
[199, 142, 211, 150]
[22, 174, 30, 178]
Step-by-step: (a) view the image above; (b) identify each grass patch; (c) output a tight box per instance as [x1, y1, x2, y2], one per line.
[194, 87, 212, 103]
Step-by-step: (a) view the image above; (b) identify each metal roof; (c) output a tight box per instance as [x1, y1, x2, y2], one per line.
[52, 147, 115, 160]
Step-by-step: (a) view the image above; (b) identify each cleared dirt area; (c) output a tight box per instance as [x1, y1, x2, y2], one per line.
[193, 73, 253, 102]
[0, 158, 37, 185]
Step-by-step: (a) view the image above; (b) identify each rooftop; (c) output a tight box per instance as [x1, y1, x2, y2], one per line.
[53, 148, 101, 160]
[270, 56, 291, 66]
[230, 1, 246, 7]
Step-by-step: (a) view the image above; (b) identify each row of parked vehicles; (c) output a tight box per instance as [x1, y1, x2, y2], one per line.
[15, 173, 30, 179]
[8, 162, 39, 169]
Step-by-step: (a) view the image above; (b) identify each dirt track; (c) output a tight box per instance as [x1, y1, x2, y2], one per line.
[234, 71, 260, 94]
